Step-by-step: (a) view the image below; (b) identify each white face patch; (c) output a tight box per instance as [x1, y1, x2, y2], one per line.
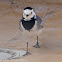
[24, 9, 31, 15]
[23, 9, 36, 21]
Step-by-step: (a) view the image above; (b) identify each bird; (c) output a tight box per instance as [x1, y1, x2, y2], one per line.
[19, 7, 43, 48]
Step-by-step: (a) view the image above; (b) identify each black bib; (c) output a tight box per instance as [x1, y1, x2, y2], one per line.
[22, 18, 35, 31]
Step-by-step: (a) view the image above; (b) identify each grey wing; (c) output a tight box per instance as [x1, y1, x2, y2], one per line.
[36, 15, 43, 29]
[19, 19, 23, 31]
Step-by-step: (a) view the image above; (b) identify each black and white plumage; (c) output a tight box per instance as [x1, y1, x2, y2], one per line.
[19, 7, 43, 48]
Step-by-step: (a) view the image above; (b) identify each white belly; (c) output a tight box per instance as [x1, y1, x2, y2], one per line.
[22, 25, 42, 37]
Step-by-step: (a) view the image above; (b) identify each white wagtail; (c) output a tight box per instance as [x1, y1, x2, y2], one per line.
[19, 7, 43, 48]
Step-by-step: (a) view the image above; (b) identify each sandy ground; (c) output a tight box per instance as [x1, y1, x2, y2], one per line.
[0, 0, 62, 62]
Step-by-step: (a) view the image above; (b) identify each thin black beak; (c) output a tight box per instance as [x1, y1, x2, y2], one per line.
[26, 14, 29, 17]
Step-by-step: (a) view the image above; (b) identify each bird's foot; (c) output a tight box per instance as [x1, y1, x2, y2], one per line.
[24, 51, 31, 56]
[33, 36, 40, 48]
[33, 43, 40, 48]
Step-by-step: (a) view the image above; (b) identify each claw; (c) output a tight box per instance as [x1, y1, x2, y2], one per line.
[33, 42, 40, 48]
[23, 51, 31, 56]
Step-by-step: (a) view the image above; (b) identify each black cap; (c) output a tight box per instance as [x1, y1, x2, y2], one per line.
[24, 7, 33, 10]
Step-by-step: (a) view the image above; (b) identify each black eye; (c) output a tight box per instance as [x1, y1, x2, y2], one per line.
[31, 12, 32, 14]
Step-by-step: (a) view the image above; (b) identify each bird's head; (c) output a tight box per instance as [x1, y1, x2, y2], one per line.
[23, 7, 36, 21]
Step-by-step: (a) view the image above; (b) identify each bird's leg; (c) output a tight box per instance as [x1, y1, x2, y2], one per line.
[24, 40, 31, 56]
[33, 36, 40, 48]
